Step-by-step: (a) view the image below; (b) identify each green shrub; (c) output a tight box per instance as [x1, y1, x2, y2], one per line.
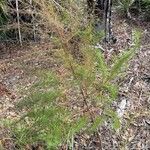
[140, 0, 150, 20]
[11, 29, 140, 149]
[0, 0, 7, 25]
[10, 1, 141, 149]
[116, 0, 150, 20]
[0, 0, 8, 39]
[116, 0, 135, 18]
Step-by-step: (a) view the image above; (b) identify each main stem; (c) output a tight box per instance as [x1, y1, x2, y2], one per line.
[62, 41, 102, 150]
[80, 84, 102, 150]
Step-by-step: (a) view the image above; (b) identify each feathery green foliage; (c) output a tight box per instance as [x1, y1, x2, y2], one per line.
[116, 0, 150, 19]
[12, 30, 140, 149]
[0, 0, 8, 39]
[118, 0, 135, 10]
[10, 1, 141, 149]
[0, 0, 7, 25]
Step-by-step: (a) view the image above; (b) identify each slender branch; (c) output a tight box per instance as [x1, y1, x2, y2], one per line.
[16, 0, 22, 45]
[80, 85, 94, 121]
[61, 34, 103, 150]
[80, 84, 102, 150]
[30, 0, 36, 41]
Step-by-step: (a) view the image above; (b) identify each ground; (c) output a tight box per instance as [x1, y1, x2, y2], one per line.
[0, 16, 150, 149]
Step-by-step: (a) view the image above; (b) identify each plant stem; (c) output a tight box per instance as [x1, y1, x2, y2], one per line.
[80, 85, 102, 150]
[62, 40, 103, 150]
[16, 0, 22, 46]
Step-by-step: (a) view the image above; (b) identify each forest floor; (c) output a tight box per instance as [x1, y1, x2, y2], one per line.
[0, 15, 150, 149]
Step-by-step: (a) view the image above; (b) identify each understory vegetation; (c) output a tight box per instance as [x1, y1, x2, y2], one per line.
[0, 0, 149, 42]
[0, 0, 149, 150]
[13, 35, 140, 149]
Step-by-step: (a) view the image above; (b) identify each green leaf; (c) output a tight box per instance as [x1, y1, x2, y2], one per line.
[74, 64, 95, 86]
[95, 50, 109, 78]
[70, 117, 88, 135]
[109, 50, 133, 81]
[112, 116, 121, 130]
[33, 71, 59, 88]
[106, 110, 121, 130]
[102, 83, 118, 100]
[108, 30, 141, 81]
[17, 91, 60, 110]
[90, 116, 106, 132]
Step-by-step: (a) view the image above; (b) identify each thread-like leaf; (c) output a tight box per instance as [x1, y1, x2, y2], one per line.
[95, 50, 109, 78]
[108, 50, 133, 81]
[90, 116, 106, 132]
[102, 83, 118, 100]
[17, 91, 60, 110]
[106, 109, 121, 130]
